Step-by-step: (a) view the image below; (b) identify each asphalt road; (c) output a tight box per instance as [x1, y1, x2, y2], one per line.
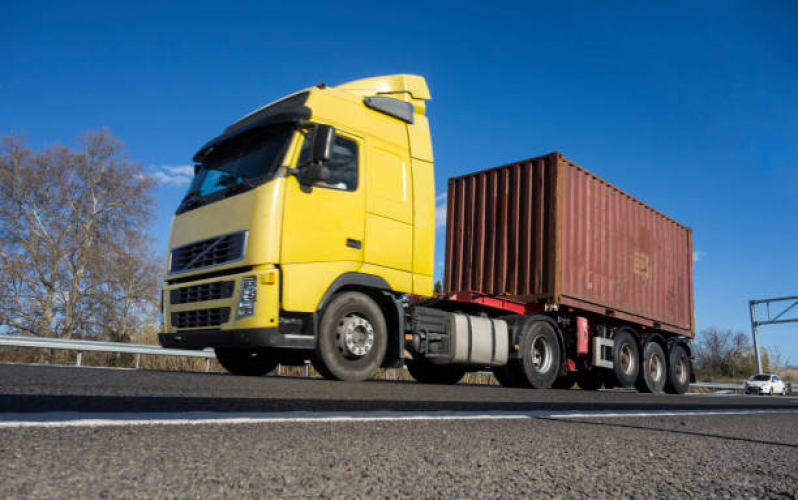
[1, 363, 797, 498]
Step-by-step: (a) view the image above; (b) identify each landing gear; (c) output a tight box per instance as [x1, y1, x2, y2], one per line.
[312, 292, 387, 381]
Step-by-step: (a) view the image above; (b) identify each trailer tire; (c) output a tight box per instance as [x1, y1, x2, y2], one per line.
[214, 348, 279, 376]
[519, 322, 561, 389]
[493, 362, 531, 388]
[575, 370, 605, 390]
[635, 341, 667, 393]
[611, 331, 639, 388]
[313, 291, 387, 381]
[664, 344, 691, 394]
[406, 358, 466, 385]
[552, 373, 576, 389]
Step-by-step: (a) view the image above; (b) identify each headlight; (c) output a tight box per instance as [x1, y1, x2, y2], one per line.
[236, 277, 257, 318]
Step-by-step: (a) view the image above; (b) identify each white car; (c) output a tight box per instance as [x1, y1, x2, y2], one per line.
[744, 374, 786, 395]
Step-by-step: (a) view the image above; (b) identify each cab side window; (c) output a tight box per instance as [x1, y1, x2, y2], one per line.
[299, 133, 358, 191]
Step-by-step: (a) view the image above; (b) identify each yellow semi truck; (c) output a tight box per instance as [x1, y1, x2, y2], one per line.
[159, 75, 695, 393]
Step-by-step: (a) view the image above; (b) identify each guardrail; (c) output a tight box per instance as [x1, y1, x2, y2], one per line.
[0, 334, 215, 371]
[689, 381, 794, 395]
[689, 382, 744, 393]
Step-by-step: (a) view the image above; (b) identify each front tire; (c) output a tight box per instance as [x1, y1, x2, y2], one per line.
[635, 341, 667, 393]
[313, 291, 388, 381]
[664, 344, 691, 394]
[407, 358, 466, 385]
[214, 348, 279, 376]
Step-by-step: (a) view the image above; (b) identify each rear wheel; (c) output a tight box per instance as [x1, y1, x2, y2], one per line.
[635, 341, 667, 393]
[214, 348, 279, 376]
[519, 322, 561, 389]
[611, 331, 639, 388]
[407, 358, 466, 385]
[493, 362, 531, 388]
[664, 344, 691, 394]
[313, 292, 387, 381]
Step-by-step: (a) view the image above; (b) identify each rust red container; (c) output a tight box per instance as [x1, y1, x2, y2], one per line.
[444, 152, 694, 337]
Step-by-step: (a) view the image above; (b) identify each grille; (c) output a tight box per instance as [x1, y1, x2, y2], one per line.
[170, 281, 234, 305]
[170, 231, 246, 274]
[172, 308, 231, 329]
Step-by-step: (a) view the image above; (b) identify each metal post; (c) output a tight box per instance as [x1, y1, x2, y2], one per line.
[749, 300, 763, 374]
[135, 354, 141, 369]
[304, 362, 309, 377]
[204, 358, 210, 372]
[76, 351, 82, 367]
[278, 364, 282, 376]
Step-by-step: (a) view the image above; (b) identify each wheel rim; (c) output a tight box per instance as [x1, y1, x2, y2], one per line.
[620, 344, 635, 375]
[648, 352, 663, 382]
[530, 336, 553, 373]
[675, 356, 688, 384]
[336, 314, 374, 359]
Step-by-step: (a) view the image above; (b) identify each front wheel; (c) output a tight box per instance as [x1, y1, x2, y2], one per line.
[407, 358, 466, 385]
[214, 348, 279, 376]
[313, 291, 387, 381]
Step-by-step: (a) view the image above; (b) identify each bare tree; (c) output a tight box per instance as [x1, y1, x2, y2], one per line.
[0, 130, 158, 340]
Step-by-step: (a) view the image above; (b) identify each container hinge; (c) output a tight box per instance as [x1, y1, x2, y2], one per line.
[592, 337, 614, 369]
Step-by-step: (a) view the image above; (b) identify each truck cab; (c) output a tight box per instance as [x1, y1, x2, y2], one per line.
[159, 75, 435, 380]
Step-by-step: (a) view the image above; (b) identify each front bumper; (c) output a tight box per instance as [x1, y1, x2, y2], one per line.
[161, 266, 316, 351]
[159, 328, 314, 350]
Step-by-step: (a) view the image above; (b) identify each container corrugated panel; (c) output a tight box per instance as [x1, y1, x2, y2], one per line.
[444, 152, 694, 337]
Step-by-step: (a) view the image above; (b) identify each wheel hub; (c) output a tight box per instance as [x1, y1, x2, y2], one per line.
[336, 315, 374, 358]
[530, 336, 552, 372]
[675, 357, 687, 384]
[648, 354, 663, 381]
[620, 344, 635, 375]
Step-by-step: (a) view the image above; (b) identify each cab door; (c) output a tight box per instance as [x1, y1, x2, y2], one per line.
[280, 129, 365, 311]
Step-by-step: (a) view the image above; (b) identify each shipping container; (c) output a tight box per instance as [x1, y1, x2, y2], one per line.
[444, 152, 694, 338]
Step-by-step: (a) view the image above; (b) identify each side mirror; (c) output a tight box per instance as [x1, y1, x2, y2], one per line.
[311, 124, 335, 164]
[304, 162, 329, 184]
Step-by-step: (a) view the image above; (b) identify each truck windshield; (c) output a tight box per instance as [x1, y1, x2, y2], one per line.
[178, 127, 293, 213]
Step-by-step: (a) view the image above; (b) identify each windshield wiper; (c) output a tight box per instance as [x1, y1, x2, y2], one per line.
[180, 191, 205, 210]
[223, 178, 258, 197]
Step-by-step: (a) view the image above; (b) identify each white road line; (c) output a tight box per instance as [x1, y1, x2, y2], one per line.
[0, 408, 797, 428]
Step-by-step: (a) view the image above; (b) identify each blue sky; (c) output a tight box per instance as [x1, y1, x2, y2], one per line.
[4, 1, 797, 362]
